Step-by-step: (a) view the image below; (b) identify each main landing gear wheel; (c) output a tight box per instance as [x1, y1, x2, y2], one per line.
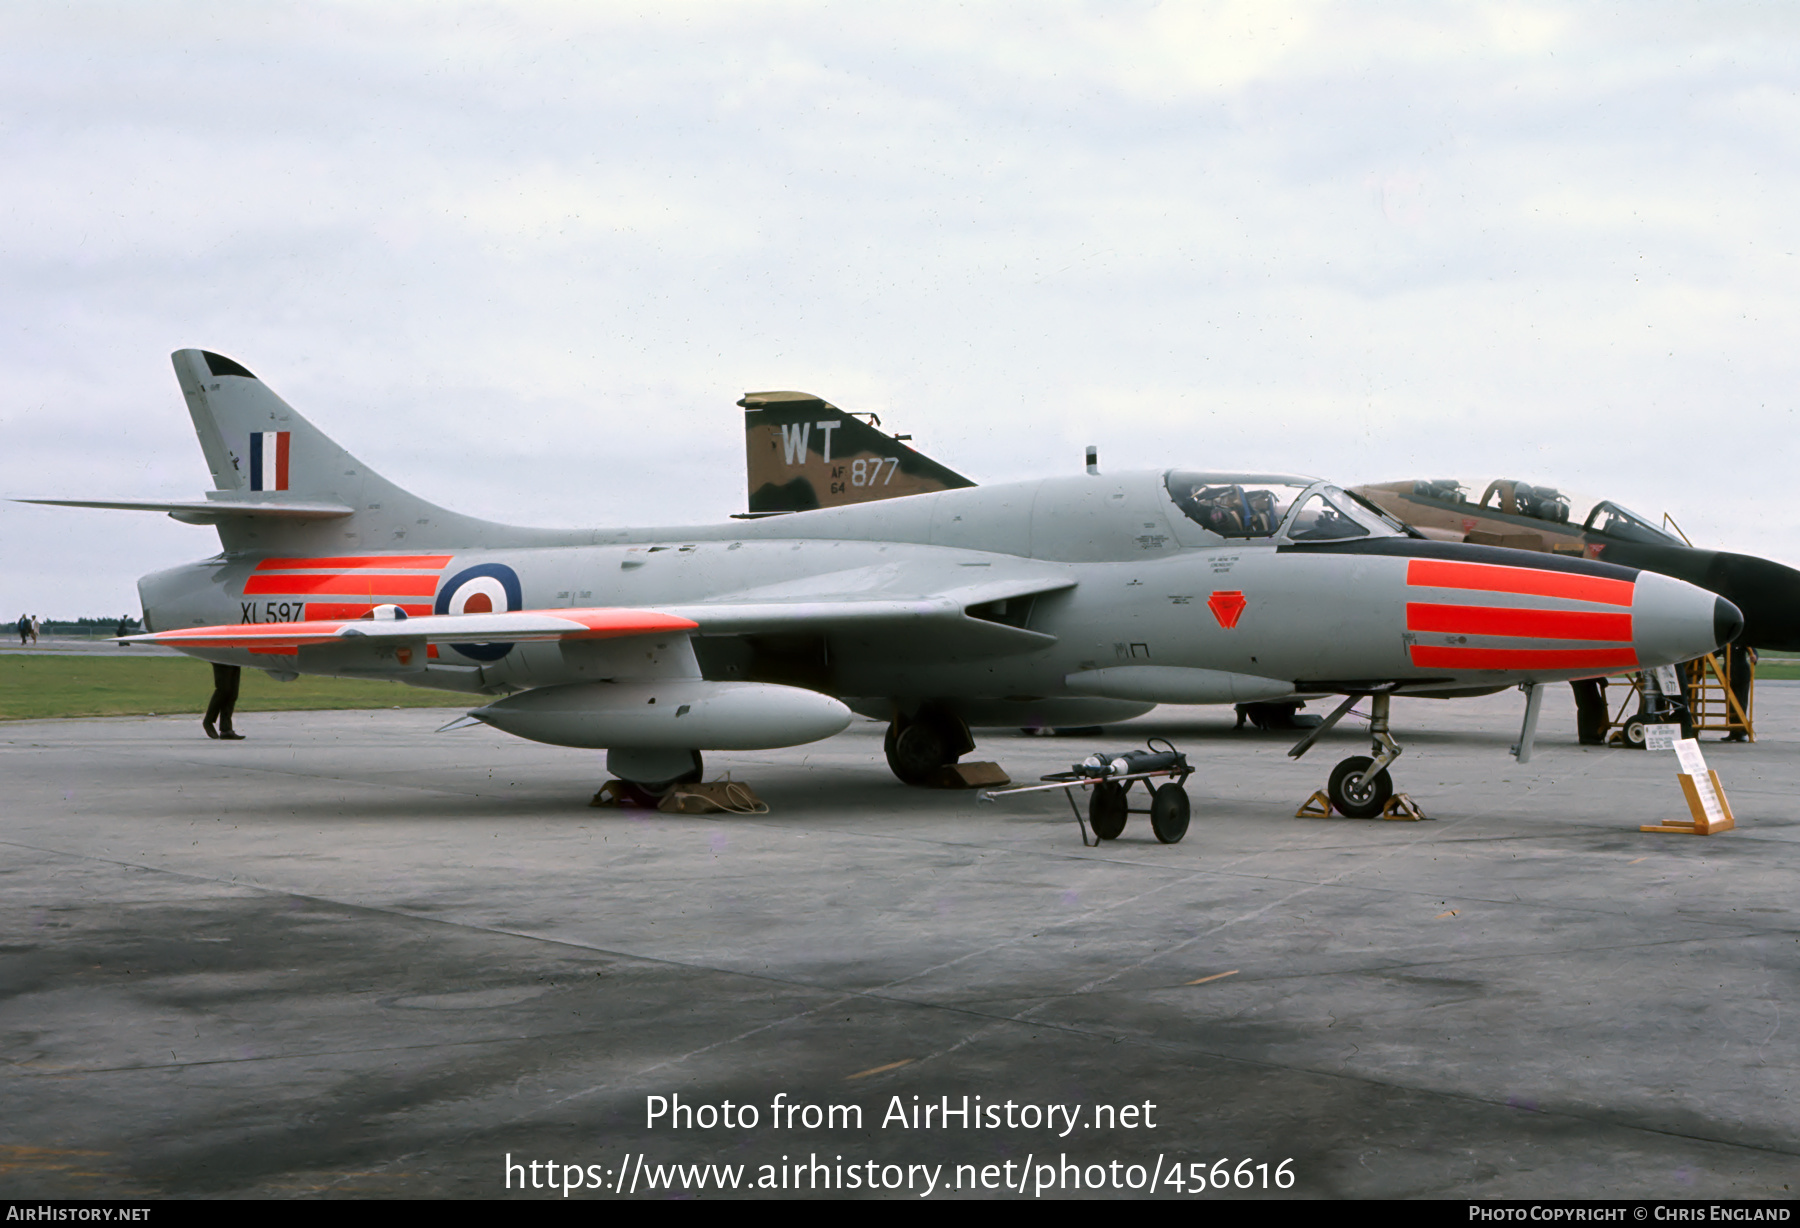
[1328, 755, 1393, 819]
[1150, 782, 1190, 844]
[886, 720, 951, 784]
[1089, 781, 1128, 840]
[884, 705, 976, 786]
[609, 750, 704, 807]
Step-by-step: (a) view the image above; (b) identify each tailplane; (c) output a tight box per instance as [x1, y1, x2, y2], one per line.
[170, 348, 470, 552]
[740, 391, 975, 515]
[24, 350, 579, 555]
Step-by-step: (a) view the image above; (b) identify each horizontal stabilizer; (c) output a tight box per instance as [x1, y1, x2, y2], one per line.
[125, 607, 699, 651]
[17, 497, 354, 521]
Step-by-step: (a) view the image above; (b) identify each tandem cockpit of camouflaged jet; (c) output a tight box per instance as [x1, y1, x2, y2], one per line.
[17, 351, 1742, 834]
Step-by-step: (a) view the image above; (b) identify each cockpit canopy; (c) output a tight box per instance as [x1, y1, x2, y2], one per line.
[1163, 471, 1404, 543]
[1393, 478, 1679, 545]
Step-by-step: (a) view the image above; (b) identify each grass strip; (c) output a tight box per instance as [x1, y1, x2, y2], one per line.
[0, 654, 463, 721]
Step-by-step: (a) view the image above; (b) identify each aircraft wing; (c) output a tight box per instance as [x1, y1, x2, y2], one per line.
[127, 568, 1072, 656]
[126, 608, 699, 650]
[661, 568, 1071, 650]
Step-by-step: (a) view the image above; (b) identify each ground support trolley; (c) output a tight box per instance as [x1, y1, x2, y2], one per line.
[979, 739, 1194, 846]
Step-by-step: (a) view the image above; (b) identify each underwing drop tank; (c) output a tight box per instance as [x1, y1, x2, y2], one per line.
[470, 680, 853, 750]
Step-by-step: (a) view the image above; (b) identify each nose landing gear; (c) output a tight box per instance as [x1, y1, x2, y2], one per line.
[1290, 690, 1413, 819]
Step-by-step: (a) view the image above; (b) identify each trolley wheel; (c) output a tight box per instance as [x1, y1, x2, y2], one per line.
[1621, 716, 1648, 750]
[1089, 781, 1128, 840]
[1150, 783, 1191, 844]
[1327, 755, 1393, 819]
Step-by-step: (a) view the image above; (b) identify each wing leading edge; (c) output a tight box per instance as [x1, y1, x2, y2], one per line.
[128, 608, 699, 651]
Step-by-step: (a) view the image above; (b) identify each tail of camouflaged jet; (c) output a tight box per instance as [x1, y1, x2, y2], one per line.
[740, 389, 976, 514]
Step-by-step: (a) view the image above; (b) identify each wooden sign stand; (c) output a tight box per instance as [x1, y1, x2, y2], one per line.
[1641, 770, 1736, 835]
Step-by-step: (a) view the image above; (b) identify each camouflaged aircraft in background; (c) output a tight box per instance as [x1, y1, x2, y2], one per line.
[740, 390, 974, 515]
[1351, 479, 1800, 653]
[20, 353, 1741, 828]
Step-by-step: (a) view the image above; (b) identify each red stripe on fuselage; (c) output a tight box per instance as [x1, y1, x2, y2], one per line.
[244, 574, 441, 597]
[1409, 645, 1638, 670]
[304, 602, 434, 621]
[1406, 559, 1635, 606]
[1405, 603, 1633, 642]
[254, 556, 454, 571]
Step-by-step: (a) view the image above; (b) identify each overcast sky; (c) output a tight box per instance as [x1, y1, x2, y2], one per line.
[5, 1, 1798, 617]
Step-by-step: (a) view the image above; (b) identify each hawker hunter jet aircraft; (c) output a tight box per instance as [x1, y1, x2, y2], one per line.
[22, 351, 1741, 823]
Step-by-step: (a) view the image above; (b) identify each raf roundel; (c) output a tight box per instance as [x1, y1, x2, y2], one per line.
[435, 563, 524, 661]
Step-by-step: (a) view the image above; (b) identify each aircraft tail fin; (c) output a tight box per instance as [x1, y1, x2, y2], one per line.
[739, 391, 975, 515]
[166, 349, 544, 554]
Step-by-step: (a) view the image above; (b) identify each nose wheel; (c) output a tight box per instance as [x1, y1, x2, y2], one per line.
[1292, 692, 1409, 819]
[1327, 755, 1394, 819]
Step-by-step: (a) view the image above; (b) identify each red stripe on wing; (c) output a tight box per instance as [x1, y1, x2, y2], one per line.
[1407, 559, 1635, 607]
[558, 609, 700, 638]
[1406, 603, 1633, 642]
[1410, 645, 1639, 670]
[144, 608, 698, 651]
[149, 621, 354, 647]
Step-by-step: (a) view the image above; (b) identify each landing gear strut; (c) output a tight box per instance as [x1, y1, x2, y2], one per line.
[884, 704, 976, 785]
[600, 747, 704, 808]
[1289, 691, 1405, 819]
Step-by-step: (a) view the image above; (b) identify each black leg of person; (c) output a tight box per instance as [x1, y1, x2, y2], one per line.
[204, 663, 244, 740]
[1571, 678, 1608, 746]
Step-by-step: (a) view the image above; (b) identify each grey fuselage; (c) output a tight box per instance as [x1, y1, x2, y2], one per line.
[139, 468, 1733, 719]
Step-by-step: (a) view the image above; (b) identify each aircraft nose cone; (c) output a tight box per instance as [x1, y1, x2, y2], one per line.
[1632, 571, 1739, 667]
[1714, 596, 1745, 649]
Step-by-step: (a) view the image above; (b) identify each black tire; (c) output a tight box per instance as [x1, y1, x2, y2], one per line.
[886, 720, 950, 785]
[1150, 783, 1190, 844]
[1327, 755, 1393, 819]
[632, 750, 704, 796]
[1622, 717, 1648, 750]
[613, 752, 704, 807]
[1089, 782, 1128, 840]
